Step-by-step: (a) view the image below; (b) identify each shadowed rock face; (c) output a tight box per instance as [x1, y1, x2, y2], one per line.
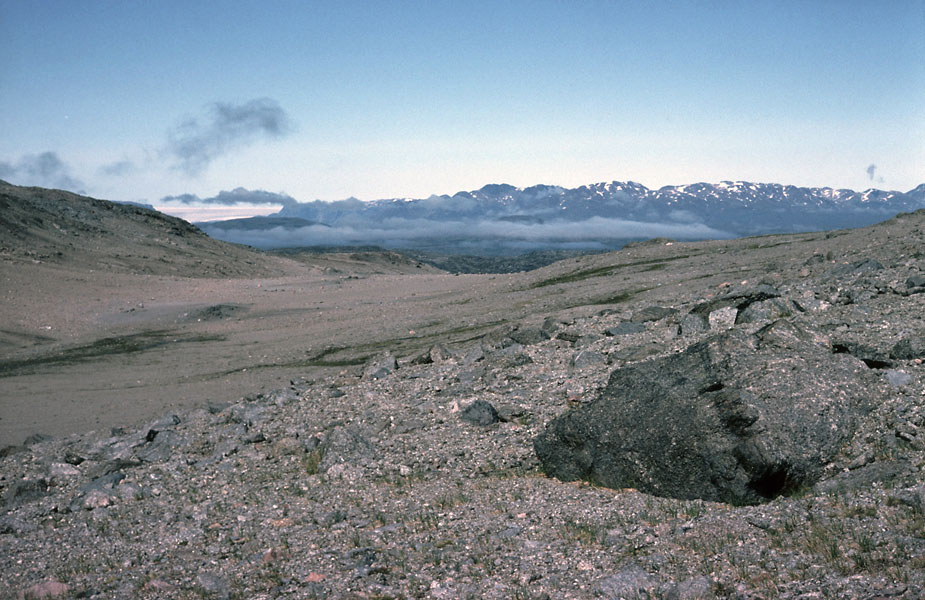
[534, 319, 875, 505]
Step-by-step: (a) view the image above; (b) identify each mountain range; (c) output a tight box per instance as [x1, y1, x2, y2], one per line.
[197, 180, 925, 255]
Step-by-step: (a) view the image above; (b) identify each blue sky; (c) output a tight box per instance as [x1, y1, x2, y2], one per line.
[1, 0, 923, 216]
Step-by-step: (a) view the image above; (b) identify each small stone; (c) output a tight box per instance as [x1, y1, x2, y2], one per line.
[708, 306, 737, 330]
[460, 400, 499, 426]
[196, 572, 229, 599]
[891, 335, 925, 360]
[679, 312, 708, 336]
[63, 450, 85, 465]
[49, 463, 81, 477]
[571, 350, 607, 369]
[905, 274, 925, 288]
[884, 370, 912, 388]
[82, 489, 113, 510]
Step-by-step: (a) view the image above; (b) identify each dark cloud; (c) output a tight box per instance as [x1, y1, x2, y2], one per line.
[98, 159, 137, 176]
[167, 98, 294, 176]
[0, 151, 84, 192]
[159, 187, 296, 206]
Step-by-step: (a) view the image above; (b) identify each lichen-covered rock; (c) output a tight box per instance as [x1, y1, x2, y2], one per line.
[535, 319, 874, 504]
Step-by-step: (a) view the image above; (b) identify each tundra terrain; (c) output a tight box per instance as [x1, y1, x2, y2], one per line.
[1, 181, 923, 599]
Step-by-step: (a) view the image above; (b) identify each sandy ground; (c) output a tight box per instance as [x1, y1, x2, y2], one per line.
[0, 261, 516, 447]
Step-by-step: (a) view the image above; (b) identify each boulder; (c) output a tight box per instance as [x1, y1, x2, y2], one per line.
[534, 319, 873, 504]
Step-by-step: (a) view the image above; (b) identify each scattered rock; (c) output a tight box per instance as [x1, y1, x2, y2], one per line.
[891, 334, 925, 360]
[736, 297, 798, 324]
[630, 305, 679, 323]
[4, 479, 49, 507]
[596, 564, 657, 598]
[319, 426, 377, 472]
[196, 572, 230, 599]
[605, 322, 646, 336]
[509, 327, 551, 346]
[460, 400, 499, 426]
[571, 350, 607, 369]
[363, 352, 398, 379]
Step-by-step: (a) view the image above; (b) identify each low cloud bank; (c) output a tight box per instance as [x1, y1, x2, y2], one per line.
[202, 216, 732, 253]
[160, 188, 296, 206]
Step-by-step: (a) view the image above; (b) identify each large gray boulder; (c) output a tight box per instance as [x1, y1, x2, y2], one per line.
[534, 319, 873, 505]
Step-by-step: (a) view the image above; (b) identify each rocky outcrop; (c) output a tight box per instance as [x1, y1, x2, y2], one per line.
[535, 319, 875, 504]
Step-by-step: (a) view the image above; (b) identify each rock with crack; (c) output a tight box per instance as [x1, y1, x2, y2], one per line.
[534, 319, 875, 504]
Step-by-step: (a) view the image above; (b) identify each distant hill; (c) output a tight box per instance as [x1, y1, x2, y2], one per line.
[0, 180, 286, 277]
[198, 180, 925, 254]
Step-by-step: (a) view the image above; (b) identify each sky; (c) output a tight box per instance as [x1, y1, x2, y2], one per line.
[1, 0, 923, 221]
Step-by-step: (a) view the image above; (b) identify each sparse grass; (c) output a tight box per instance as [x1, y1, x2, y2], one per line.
[530, 255, 690, 288]
[0, 330, 225, 376]
[302, 448, 323, 475]
[560, 519, 603, 546]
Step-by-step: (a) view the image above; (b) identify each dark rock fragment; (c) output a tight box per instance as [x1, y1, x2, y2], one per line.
[411, 344, 453, 365]
[319, 425, 377, 472]
[363, 352, 398, 379]
[460, 400, 499, 426]
[906, 274, 925, 290]
[0, 445, 26, 458]
[571, 350, 607, 369]
[826, 258, 885, 276]
[509, 326, 551, 346]
[555, 331, 581, 344]
[630, 305, 678, 323]
[605, 322, 646, 336]
[832, 340, 893, 369]
[23, 433, 53, 446]
[535, 320, 872, 504]
[4, 478, 49, 507]
[63, 449, 85, 465]
[736, 297, 798, 324]
[136, 429, 185, 462]
[891, 334, 925, 360]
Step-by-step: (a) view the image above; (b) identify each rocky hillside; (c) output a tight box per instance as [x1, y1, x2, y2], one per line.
[0, 180, 293, 277]
[1, 209, 924, 599]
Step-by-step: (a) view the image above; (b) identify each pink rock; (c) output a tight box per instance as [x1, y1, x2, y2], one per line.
[18, 580, 69, 599]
